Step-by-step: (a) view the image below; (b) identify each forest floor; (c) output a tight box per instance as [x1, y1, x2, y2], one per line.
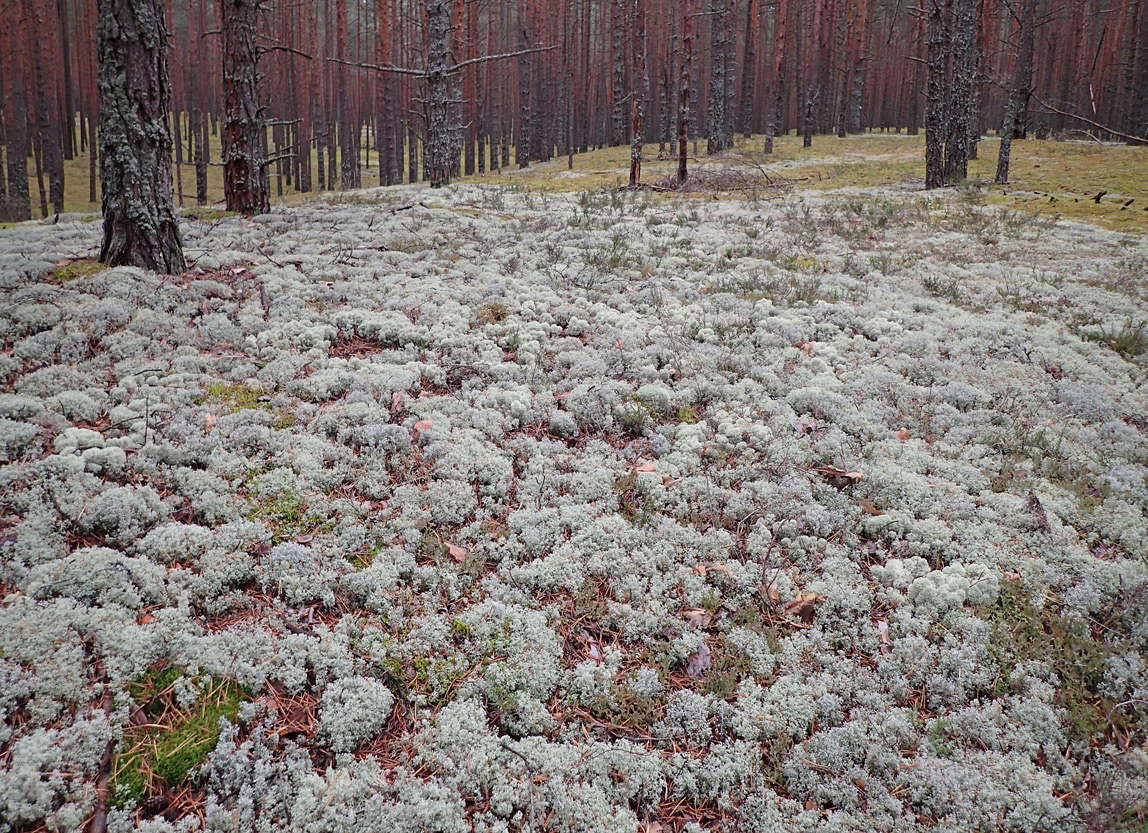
[1, 139, 1146, 833]
[16, 131, 1148, 235]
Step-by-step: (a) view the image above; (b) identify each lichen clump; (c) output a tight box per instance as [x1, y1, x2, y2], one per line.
[0, 179, 1145, 833]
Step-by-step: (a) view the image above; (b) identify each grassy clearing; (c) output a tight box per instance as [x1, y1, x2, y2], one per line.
[13, 127, 1148, 233]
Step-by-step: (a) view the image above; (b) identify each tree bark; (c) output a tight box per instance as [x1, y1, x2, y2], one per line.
[424, 0, 458, 187]
[708, 0, 727, 154]
[2, 1, 31, 222]
[995, 0, 1034, 184]
[678, 0, 692, 183]
[943, 0, 973, 183]
[765, 0, 788, 153]
[27, 0, 65, 214]
[97, 0, 185, 273]
[336, 0, 359, 187]
[924, 0, 945, 189]
[629, 0, 645, 186]
[220, 0, 269, 214]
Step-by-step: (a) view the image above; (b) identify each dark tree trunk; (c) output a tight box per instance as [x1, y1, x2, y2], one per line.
[57, 0, 77, 159]
[739, 0, 757, 138]
[707, 0, 727, 154]
[97, 0, 185, 273]
[765, 0, 788, 153]
[1130, 0, 1148, 139]
[995, 0, 1034, 184]
[907, 13, 922, 135]
[2, 1, 31, 222]
[924, 0, 945, 189]
[611, 0, 626, 146]
[629, 0, 645, 186]
[943, 0, 973, 183]
[220, 0, 269, 215]
[336, 0, 359, 187]
[27, 0, 65, 214]
[968, 0, 985, 159]
[678, 0, 692, 183]
[424, 0, 457, 187]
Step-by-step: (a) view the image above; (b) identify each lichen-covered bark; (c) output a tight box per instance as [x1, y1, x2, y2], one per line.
[425, 0, 457, 187]
[220, 0, 269, 215]
[97, 0, 185, 273]
[764, 0, 787, 154]
[923, 0, 946, 189]
[678, 0, 692, 183]
[707, 0, 727, 155]
[943, 0, 974, 184]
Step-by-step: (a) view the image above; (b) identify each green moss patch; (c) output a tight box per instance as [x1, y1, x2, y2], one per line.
[110, 665, 247, 810]
[983, 582, 1145, 745]
[45, 258, 106, 284]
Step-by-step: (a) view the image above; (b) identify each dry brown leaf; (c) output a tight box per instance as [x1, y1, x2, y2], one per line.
[791, 418, 817, 436]
[895, 426, 911, 442]
[661, 474, 675, 486]
[391, 391, 404, 411]
[858, 501, 884, 516]
[683, 608, 713, 629]
[635, 462, 656, 473]
[446, 542, 467, 562]
[766, 582, 780, 606]
[856, 778, 867, 791]
[796, 341, 813, 355]
[138, 613, 153, 625]
[686, 641, 712, 678]
[876, 619, 891, 652]
[814, 465, 864, 481]
[695, 564, 707, 577]
[413, 419, 434, 431]
[785, 592, 825, 625]
[710, 563, 733, 577]
[204, 413, 216, 430]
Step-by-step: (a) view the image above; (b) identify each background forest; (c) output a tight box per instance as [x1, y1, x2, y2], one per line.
[2, 0, 1148, 220]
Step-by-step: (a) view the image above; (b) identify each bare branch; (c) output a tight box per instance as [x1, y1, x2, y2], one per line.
[451, 43, 558, 72]
[259, 44, 313, 60]
[328, 57, 427, 77]
[1028, 94, 1147, 145]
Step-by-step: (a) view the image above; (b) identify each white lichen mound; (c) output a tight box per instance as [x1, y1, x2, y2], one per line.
[0, 177, 1145, 833]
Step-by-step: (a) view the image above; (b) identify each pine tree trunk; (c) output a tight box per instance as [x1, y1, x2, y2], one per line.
[611, 0, 626, 146]
[97, 0, 185, 273]
[27, 0, 65, 214]
[336, 0, 359, 188]
[57, 0, 77, 159]
[629, 0, 645, 186]
[678, 0, 692, 183]
[424, 0, 457, 187]
[220, 0, 269, 215]
[924, 0, 945, 189]
[995, 0, 1034, 183]
[739, 0, 757, 138]
[2, 1, 31, 222]
[708, 0, 726, 154]
[943, 0, 973, 183]
[1130, 0, 1148, 138]
[765, 0, 788, 153]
